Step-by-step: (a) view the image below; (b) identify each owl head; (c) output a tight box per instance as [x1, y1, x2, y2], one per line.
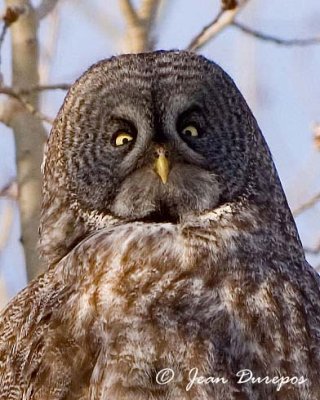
[39, 51, 298, 264]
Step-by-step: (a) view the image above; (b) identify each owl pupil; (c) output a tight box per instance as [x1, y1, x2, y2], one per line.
[186, 130, 192, 136]
[123, 138, 129, 144]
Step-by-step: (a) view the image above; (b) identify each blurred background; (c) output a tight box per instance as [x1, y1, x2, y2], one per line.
[0, 0, 319, 309]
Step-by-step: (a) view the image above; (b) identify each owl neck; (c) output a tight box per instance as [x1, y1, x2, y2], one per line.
[39, 169, 304, 270]
[182, 191, 305, 269]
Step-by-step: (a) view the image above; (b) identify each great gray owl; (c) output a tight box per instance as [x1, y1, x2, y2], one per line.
[0, 51, 320, 400]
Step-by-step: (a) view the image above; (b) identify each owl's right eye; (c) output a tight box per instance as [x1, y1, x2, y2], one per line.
[113, 132, 134, 147]
[181, 125, 199, 137]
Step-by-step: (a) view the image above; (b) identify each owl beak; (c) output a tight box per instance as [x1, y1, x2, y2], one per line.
[154, 146, 170, 184]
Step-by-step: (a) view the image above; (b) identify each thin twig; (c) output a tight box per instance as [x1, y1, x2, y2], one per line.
[17, 83, 70, 93]
[187, 0, 249, 51]
[187, 9, 223, 51]
[293, 192, 320, 217]
[232, 21, 320, 46]
[0, 84, 70, 94]
[35, 0, 60, 21]
[0, 87, 53, 124]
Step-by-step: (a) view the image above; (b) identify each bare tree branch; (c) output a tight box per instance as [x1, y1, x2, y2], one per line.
[120, 0, 140, 27]
[187, 0, 249, 51]
[232, 21, 320, 46]
[0, 6, 26, 67]
[140, 0, 159, 29]
[0, 202, 14, 252]
[187, 9, 223, 51]
[293, 192, 320, 217]
[35, 0, 59, 21]
[138, 0, 161, 50]
[0, 277, 9, 310]
[0, 180, 18, 199]
[120, 0, 163, 53]
[0, 83, 69, 125]
[0, 186, 16, 306]
[16, 83, 70, 93]
[0, 86, 54, 124]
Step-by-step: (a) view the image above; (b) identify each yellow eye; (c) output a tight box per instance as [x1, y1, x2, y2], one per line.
[114, 132, 134, 146]
[181, 125, 199, 137]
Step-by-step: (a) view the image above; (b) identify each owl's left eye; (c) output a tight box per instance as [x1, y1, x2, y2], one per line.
[181, 125, 199, 137]
[113, 132, 134, 147]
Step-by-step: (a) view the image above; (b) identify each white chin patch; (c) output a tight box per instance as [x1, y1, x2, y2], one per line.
[111, 163, 221, 221]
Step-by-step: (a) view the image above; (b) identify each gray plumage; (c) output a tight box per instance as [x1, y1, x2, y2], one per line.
[1, 50, 320, 399]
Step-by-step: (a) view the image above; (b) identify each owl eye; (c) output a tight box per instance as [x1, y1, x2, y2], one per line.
[114, 132, 134, 147]
[181, 125, 199, 137]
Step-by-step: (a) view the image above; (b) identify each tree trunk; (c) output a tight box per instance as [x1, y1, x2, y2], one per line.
[6, 0, 46, 280]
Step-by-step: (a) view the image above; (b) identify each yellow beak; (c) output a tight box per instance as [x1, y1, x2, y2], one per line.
[154, 154, 169, 184]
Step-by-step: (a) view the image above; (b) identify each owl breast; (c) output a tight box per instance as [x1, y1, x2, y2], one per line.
[57, 222, 231, 399]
